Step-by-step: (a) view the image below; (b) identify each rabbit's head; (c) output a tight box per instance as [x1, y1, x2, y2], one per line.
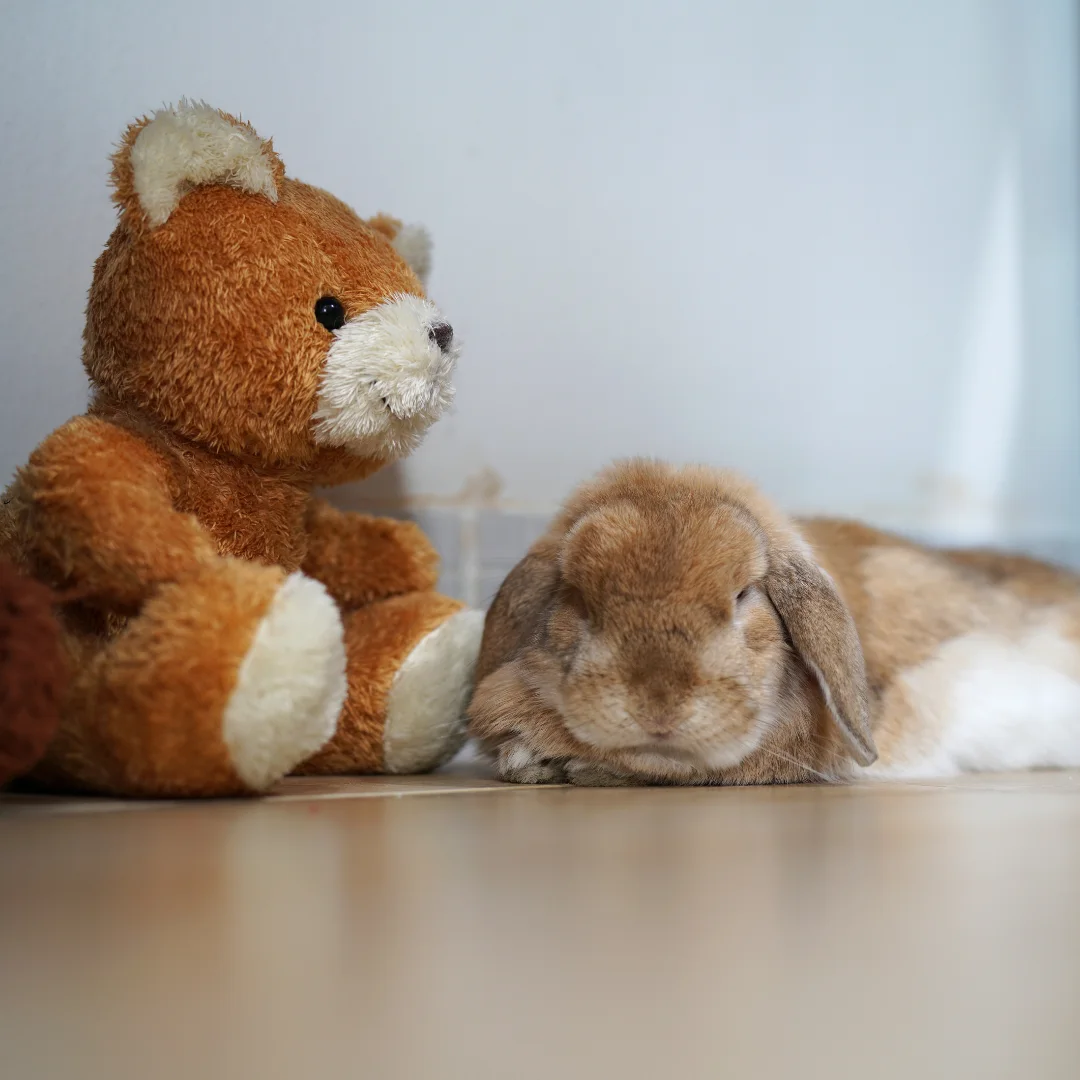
[469, 460, 876, 783]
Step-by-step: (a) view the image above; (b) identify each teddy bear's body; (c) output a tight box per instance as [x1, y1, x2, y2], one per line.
[0, 102, 482, 796]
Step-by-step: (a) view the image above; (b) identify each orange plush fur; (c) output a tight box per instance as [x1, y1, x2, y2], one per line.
[1, 101, 481, 796]
[0, 560, 67, 786]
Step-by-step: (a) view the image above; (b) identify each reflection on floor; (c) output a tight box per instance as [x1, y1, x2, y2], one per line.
[3, 761, 1079, 1079]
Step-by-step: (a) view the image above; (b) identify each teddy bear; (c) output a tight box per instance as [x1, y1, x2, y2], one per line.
[0, 100, 483, 797]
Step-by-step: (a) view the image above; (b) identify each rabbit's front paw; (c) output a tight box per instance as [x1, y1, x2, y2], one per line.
[497, 738, 567, 784]
[564, 759, 640, 787]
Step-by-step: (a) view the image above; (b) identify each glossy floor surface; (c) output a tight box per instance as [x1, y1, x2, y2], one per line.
[3, 767, 1079, 1079]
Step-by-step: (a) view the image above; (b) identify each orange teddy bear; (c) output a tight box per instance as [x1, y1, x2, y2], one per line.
[0, 101, 483, 797]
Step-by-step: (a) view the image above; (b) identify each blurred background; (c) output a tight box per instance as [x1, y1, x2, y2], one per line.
[1, 0, 1077, 605]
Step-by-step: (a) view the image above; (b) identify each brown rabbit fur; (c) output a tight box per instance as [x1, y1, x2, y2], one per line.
[469, 459, 1080, 785]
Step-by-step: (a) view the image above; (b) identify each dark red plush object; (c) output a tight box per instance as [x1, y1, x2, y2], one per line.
[0, 559, 67, 786]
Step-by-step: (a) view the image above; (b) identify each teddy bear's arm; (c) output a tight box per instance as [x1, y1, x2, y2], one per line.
[301, 498, 440, 609]
[13, 417, 217, 605]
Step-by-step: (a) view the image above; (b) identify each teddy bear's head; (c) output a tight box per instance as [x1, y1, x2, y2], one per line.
[83, 101, 459, 478]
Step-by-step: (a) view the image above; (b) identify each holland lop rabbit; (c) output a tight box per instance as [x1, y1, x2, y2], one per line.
[468, 459, 1080, 785]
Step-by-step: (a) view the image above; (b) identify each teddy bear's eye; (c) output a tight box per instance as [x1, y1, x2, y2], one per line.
[314, 296, 345, 332]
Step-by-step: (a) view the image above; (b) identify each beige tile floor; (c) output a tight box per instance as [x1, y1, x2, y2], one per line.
[2, 764, 1079, 1080]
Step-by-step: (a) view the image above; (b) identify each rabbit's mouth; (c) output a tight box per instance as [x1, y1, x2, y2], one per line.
[628, 740, 699, 763]
[609, 716, 772, 777]
[624, 745, 706, 776]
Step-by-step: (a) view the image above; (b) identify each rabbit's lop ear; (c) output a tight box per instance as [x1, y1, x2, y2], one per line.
[469, 540, 563, 742]
[474, 540, 562, 685]
[766, 546, 877, 766]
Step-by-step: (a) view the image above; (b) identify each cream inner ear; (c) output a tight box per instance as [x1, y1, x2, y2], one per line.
[130, 99, 279, 227]
[391, 224, 433, 287]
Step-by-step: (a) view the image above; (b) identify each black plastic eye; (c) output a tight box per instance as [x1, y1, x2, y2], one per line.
[314, 296, 345, 331]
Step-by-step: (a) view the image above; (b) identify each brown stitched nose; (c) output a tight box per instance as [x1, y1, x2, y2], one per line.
[429, 323, 453, 351]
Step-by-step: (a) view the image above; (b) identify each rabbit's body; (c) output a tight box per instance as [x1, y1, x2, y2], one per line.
[468, 461, 1080, 786]
[804, 519, 1080, 779]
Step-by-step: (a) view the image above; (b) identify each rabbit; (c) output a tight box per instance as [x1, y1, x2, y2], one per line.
[467, 458, 1080, 786]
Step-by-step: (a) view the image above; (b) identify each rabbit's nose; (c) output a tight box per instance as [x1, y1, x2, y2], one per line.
[636, 709, 681, 738]
[428, 322, 453, 352]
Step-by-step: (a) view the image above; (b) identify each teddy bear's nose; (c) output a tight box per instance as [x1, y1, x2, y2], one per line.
[429, 323, 454, 352]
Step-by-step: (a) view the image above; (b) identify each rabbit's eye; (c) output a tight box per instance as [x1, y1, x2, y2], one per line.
[735, 587, 751, 604]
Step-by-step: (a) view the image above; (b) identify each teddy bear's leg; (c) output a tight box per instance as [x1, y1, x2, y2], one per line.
[296, 592, 485, 776]
[33, 561, 346, 797]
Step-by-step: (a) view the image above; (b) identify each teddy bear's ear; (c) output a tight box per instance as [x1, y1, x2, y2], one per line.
[368, 214, 433, 288]
[109, 99, 285, 229]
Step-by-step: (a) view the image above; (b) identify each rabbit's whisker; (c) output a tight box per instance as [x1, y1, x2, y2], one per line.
[757, 745, 838, 785]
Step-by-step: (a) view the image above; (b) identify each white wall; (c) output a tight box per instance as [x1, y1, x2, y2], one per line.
[2, 0, 1077, 554]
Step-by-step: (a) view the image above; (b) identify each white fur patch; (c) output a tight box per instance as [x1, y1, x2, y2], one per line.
[496, 738, 564, 784]
[223, 572, 346, 790]
[392, 224, 433, 287]
[312, 294, 459, 460]
[506, 743, 538, 772]
[130, 99, 279, 227]
[864, 620, 1080, 779]
[383, 609, 484, 773]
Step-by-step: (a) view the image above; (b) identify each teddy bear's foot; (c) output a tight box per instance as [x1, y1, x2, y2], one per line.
[223, 571, 347, 789]
[30, 561, 345, 797]
[383, 608, 485, 773]
[295, 592, 484, 776]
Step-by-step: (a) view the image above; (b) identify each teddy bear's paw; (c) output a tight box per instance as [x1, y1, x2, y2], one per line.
[383, 608, 485, 773]
[223, 572, 347, 790]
